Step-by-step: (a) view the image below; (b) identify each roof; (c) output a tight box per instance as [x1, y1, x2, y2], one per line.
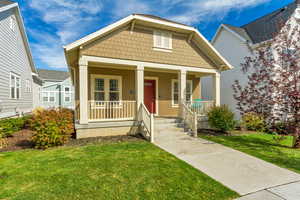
[64, 14, 234, 71]
[213, 1, 297, 45]
[0, 1, 37, 73]
[37, 69, 70, 81]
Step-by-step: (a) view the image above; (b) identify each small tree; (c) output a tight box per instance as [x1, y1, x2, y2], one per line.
[233, 20, 300, 148]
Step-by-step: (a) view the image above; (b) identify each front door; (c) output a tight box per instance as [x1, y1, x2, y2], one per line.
[144, 80, 156, 113]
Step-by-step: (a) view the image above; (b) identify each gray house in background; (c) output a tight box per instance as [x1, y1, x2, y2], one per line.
[0, 1, 41, 118]
[37, 69, 74, 109]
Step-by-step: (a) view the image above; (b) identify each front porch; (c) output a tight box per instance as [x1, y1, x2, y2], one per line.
[74, 56, 220, 138]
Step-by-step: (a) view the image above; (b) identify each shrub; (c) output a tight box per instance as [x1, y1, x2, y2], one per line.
[0, 116, 29, 138]
[29, 108, 74, 149]
[207, 105, 237, 132]
[241, 112, 266, 132]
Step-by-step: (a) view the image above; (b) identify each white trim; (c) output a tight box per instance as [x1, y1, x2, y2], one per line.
[63, 86, 72, 102]
[153, 30, 172, 50]
[64, 14, 233, 70]
[82, 55, 219, 74]
[152, 47, 172, 52]
[211, 24, 248, 45]
[144, 76, 159, 116]
[41, 91, 56, 103]
[90, 74, 122, 101]
[171, 79, 192, 107]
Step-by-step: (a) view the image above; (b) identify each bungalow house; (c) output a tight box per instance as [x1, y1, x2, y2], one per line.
[37, 69, 74, 109]
[0, 1, 41, 118]
[64, 14, 233, 139]
[202, 0, 300, 118]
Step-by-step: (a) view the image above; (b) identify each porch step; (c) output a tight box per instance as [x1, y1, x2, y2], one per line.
[154, 117, 179, 124]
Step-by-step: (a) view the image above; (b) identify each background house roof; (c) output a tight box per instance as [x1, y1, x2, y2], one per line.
[37, 69, 70, 81]
[0, 0, 14, 8]
[219, 1, 296, 44]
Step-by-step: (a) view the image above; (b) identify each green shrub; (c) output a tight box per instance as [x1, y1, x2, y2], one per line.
[207, 105, 237, 132]
[29, 108, 74, 149]
[241, 112, 266, 132]
[0, 116, 29, 138]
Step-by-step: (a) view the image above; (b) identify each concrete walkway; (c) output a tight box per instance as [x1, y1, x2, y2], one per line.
[154, 120, 300, 199]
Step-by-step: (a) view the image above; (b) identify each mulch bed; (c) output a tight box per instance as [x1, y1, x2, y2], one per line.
[0, 129, 34, 152]
[0, 130, 145, 153]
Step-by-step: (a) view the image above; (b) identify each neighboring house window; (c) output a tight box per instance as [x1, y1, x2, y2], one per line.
[64, 87, 71, 102]
[91, 75, 122, 101]
[42, 92, 55, 102]
[153, 30, 172, 50]
[172, 80, 193, 106]
[25, 79, 32, 92]
[9, 16, 16, 31]
[10, 72, 20, 99]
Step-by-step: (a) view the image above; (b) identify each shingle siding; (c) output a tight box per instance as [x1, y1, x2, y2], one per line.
[0, 9, 34, 118]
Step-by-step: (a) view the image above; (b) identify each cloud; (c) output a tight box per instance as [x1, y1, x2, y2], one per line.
[112, 0, 151, 18]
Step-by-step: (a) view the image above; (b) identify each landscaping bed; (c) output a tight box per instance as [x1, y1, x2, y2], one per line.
[0, 129, 34, 152]
[0, 141, 238, 200]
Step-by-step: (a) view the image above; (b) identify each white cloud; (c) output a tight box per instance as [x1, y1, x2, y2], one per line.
[112, 0, 151, 18]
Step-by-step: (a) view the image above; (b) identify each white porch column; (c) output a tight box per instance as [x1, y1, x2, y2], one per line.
[178, 69, 187, 117]
[213, 72, 221, 106]
[136, 64, 144, 112]
[79, 59, 88, 124]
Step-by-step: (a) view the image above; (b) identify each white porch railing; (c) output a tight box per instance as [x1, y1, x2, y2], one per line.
[88, 101, 136, 121]
[181, 102, 198, 137]
[186, 101, 215, 116]
[138, 103, 154, 143]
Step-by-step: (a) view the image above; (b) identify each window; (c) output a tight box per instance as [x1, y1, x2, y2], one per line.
[153, 30, 172, 50]
[64, 87, 71, 102]
[10, 72, 20, 99]
[172, 80, 193, 106]
[91, 75, 122, 102]
[9, 16, 16, 31]
[25, 79, 32, 93]
[42, 92, 55, 102]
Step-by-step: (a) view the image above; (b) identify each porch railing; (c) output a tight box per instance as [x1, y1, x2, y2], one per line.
[181, 102, 198, 137]
[88, 101, 136, 121]
[138, 103, 154, 143]
[186, 101, 215, 116]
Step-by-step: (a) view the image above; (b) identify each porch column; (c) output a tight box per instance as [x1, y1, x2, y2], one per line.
[136, 64, 144, 112]
[178, 69, 187, 118]
[79, 59, 88, 124]
[213, 72, 221, 106]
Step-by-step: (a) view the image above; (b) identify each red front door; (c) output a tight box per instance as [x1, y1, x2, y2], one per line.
[144, 80, 156, 113]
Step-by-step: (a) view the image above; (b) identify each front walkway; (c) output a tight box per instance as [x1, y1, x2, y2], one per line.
[154, 120, 300, 198]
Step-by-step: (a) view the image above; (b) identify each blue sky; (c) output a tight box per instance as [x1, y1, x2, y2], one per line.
[16, 0, 294, 71]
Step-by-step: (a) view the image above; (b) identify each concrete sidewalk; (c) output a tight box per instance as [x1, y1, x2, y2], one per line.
[154, 122, 300, 198]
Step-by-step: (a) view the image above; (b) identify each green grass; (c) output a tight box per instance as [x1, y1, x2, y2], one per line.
[200, 133, 300, 174]
[0, 141, 238, 200]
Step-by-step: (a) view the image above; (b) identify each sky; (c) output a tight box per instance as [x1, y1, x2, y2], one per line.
[15, 0, 295, 71]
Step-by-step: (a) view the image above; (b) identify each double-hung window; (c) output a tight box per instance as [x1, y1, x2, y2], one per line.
[92, 75, 122, 102]
[153, 30, 172, 50]
[25, 79, 32, 93]
[42, 92, 55, 102]
[10, 72, 20, 99]
[64, 87, 71, 102]
[172, 80, 193, 106]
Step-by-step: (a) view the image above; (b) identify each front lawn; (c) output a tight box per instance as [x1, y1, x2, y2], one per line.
[200, 133, 300, 174]
[0, 141, 238, 200]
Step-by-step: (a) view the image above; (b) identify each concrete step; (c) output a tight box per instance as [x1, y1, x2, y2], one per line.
[154, 118, 179, 124]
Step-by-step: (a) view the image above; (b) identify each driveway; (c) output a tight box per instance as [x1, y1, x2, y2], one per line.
[154, 123, 300, 198]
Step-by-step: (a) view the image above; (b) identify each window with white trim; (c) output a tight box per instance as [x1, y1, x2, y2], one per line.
[49, 92, 55, 102]
[153, 30, 172, 50]
[42, 92, 55, 102]
[25, 79, 32, 93]
[92, 75, 122, 101]
[64, 87, 71, 102]
[172, 80, 193, 106]
[10, 72, 20, 99]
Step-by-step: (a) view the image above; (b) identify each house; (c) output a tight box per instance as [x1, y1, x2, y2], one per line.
[202, 0, 300, 119]
[37, 69, 74, 109]
[0, 1, 40, 118]
[64, 14, 233, 139]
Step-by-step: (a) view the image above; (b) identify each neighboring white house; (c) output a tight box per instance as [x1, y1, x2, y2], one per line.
[0, 1, 41, 118]
[202, 0, 300, 119]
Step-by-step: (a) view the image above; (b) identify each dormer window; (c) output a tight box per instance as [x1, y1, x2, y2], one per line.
[153, 30, 172, 51]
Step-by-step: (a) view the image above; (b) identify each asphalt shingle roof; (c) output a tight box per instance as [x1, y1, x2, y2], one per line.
[133, 14, 189, 27]
[224, 1, 297, 44]
[37, 69, 70, 81]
